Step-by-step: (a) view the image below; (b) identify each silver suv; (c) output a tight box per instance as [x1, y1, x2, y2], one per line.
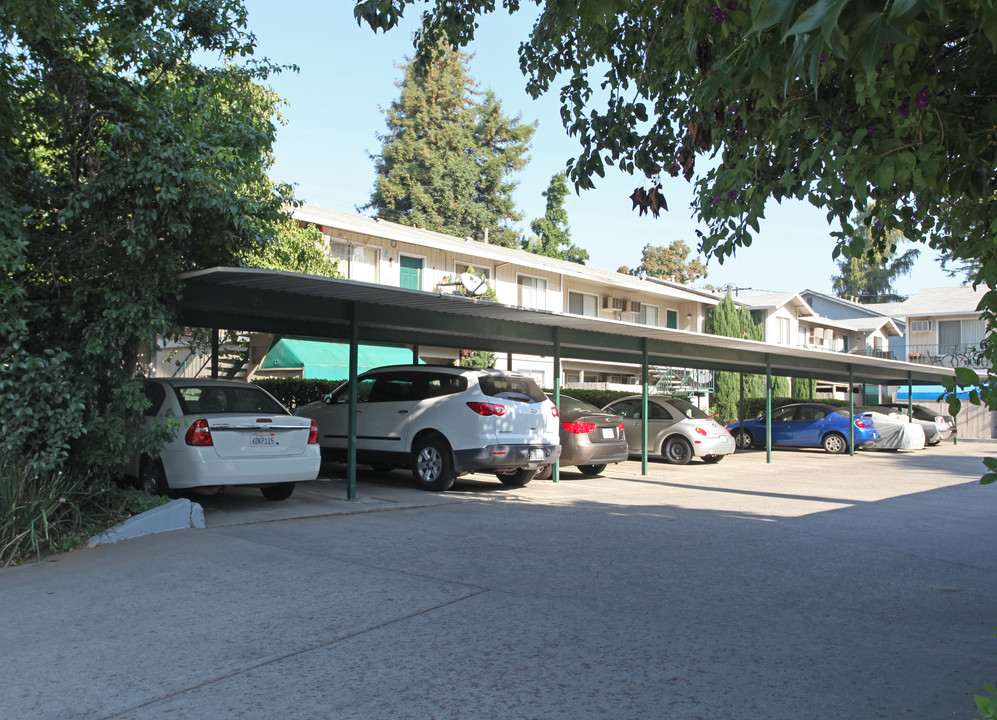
[295, 366, 561, 491]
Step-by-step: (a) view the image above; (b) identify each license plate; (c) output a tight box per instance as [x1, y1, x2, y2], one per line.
[601, 428, 615, 439]
[251, 432, 276, 446]
[529, 448, 544, 461]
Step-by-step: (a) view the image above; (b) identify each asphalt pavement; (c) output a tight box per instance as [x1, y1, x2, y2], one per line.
[3, 442, 996, 719]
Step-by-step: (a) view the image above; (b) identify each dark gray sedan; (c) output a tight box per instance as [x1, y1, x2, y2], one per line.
[535, 394, 629, 479]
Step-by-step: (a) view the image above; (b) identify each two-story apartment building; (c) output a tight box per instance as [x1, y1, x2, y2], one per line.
[269, 203, 723, 392]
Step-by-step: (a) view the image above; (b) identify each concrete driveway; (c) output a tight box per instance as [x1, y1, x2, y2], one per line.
[3, 442, 996, 719]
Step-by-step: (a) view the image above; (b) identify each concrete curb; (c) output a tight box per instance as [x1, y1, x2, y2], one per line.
[88, 498, 205, 546]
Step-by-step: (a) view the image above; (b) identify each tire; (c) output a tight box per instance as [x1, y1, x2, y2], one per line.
[701, 455, 723, 464]
[496, 468, 537, 487]
[533, 464, 553, 480]
[411, 436, 456, 491]
[138, 457, 170, 496]
[822, 432, 848, 454]
[576, 463, 607, 476]
[663, 436, 693, 465]
[733, 430, 753, 450]
[260, 482, 295, 501]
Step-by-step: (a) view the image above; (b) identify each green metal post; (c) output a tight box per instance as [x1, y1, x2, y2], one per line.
[765, 359, 772, 464]
[211, 328, 219, 379]
[738, 373, 745, 449]
[848, 367, 855, 456]
[953, 413, 958, 446]
[412, 345, 420, 364]
[347, 303, 359, 501]
[907, 372, 914, 422]
[553, 329, 561, 483]
[642, 340, 649, 476]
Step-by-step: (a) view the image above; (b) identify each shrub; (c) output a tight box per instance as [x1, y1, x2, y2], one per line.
[0, 462, 168, 567]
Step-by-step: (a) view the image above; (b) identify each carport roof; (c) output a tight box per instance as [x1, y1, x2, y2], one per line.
[177, 267, 956, 387]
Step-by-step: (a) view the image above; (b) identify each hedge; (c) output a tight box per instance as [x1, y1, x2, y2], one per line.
[252, 378, 345, 410]
[731, 396, 853, 422]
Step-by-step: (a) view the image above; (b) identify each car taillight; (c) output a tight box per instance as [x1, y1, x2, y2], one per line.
[308, 419, 319, 444]
[618, 421, 625, 432]
[934, 416, 945, 424]
[551, 406, 559, 418]
[694, 427, 708, 436]
[185, 418, 213, 446]
[854, 419, 867, 429]
[562, 421, 596, 434]
[466, 402, 506, 416]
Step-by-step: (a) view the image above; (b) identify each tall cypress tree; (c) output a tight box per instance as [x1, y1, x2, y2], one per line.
[364, 42, 535, 245]
[705, 293, 766, 423]
[521, 172, 589, 263]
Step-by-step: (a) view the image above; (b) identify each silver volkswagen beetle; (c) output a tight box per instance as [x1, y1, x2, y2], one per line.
[602, 395, 735, 465]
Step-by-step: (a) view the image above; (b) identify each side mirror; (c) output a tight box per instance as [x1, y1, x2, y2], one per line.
[322, 393, 334, 405]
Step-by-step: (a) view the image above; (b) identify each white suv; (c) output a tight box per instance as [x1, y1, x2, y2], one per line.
[295, 366, 561, 491]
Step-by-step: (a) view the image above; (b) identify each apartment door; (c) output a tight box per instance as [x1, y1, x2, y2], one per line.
[399, 255, 423, 290]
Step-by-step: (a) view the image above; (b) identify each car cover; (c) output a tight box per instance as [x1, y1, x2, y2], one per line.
[860, 411, 926, 451]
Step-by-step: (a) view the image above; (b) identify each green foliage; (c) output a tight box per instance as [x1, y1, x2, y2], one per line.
[832, 205, 920, 302]
[733, 396, 852, 423]
[522, 172, 589, 263]
[619, 241, 708, 284]
[0, 462, 168, 567]
[705, 293, 765, 422]
[791, 377, 816, 400]
[1, 1, 292, 481]
[242, 220, 342, 277]
[459, 349, 496, 368]
[251, 378, 346, 410]
[355, 0, 997, 479]
[364, 40, 535, 245]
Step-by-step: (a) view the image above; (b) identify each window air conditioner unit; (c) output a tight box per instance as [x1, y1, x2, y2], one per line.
[611, 297, 627, 310]
[910, 320, 932, 332]
[630, 300, 641, 313]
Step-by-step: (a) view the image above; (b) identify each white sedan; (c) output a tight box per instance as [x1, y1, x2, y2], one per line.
[125, 378, 320, 500]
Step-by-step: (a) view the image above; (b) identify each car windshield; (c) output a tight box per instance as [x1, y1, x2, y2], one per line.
[479, 375, 546, 403]
[172, 385, 288, 416]
[553, 395, 601, 414]
[666, 397, 710, 420]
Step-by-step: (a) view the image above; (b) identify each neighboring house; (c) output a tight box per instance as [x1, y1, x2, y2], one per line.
[284, 204, 723, 393]
[876, 285, 989, 369]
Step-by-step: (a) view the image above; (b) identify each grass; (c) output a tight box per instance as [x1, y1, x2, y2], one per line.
[0, 463, 169, 567]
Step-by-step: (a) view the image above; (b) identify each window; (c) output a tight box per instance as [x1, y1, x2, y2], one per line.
[640, 304, 659, 326]
[328, 241, 380, 283]
[568, 291, 598, 317]
[771, 406, 796, 422]
[518, 275, 547, 310]
[777, 317, 791, 345]
[665, 309, 678, 329]
[455, 262, 491, 279]
[796, 406, 827, 422]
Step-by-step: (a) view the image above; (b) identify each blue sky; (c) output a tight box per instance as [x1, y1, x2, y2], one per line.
[240, 0, 954, 296]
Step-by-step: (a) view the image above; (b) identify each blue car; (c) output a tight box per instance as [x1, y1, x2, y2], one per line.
[726, 403, 879, 454]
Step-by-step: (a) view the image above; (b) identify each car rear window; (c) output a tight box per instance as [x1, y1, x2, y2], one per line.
[172, 385, 288, 416]
[479, 375, 546, 403]
[553, 395, 601, 414]
[666, 397, 710, 419]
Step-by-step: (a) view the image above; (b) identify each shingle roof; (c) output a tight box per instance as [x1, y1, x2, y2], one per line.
[887, 286, 987, 318]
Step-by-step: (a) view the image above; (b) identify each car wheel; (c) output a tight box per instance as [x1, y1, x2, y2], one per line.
[496, 468, 537, 486]
[576, 464, 607, 476]
[663, 436, 693, 465]
[734, 430, 753, 450]
[260, 482, 295, 501]
[701, 455, 723, 464]
[822, 432, 848, 454]
[411, 436, 456, 491]
[138, 457, 170, 496]
[533, 464, 553, 480]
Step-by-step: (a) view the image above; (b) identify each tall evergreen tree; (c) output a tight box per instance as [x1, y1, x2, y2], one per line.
[831, 206, 920, 303]
[364, 42, 534, 245]
[704, 293, 764, 423]
[521, 172, 588, 264]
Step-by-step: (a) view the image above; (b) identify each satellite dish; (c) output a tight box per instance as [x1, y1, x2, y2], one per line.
[460, 272, 489, 296]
